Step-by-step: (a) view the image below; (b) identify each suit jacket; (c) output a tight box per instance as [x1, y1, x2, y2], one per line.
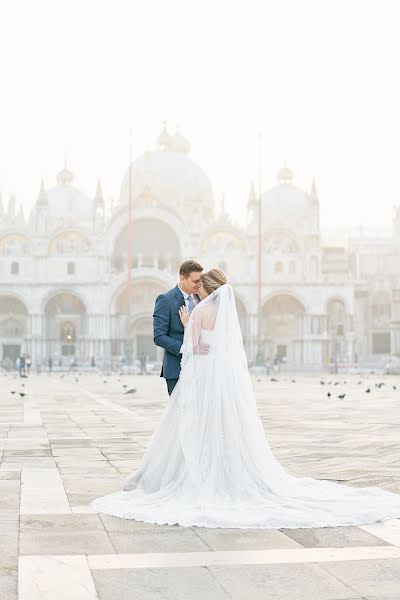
[153, 285, 198, 380]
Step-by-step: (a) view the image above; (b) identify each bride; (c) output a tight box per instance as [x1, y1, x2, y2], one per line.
[91, 268, 400, 529]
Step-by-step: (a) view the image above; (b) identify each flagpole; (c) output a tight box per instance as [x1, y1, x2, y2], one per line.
[127, 129, 133, 311]
[257, 131, 263, 363]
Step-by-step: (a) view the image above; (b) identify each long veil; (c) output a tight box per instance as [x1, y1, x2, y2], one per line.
[176, 283, 289, 503]
[91, 283, 400, 528]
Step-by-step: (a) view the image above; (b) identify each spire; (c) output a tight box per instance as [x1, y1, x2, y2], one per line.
[7, 194, 16, 220]
[16, 205, 25, 226]
[310, 178, 318, 199]
[37, 179, 48, 206]
[94, 179, 104, 206]
[248, 181, 257, 208]
[158, 121, 172, 149]
[221, 192, 226, 215]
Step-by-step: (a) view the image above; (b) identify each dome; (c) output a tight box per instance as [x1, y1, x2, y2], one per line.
[261, 166, 314, 230]
[119, 132, 214, 220]
[46, 166, 93, 225]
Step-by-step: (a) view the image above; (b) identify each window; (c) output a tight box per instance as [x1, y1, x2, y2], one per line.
[67, 262, 75, 275]
[10, 261, 19, 275]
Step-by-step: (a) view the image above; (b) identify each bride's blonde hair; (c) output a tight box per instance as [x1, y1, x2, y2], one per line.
[201, 268, 228, 295]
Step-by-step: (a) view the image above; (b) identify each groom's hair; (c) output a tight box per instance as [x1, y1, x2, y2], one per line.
[179, 260, 203, 278]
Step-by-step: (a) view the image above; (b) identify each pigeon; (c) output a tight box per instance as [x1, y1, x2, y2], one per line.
[11, 391, 16, 395]
[393, 385, 397, 390]
[327, 392, 331, 397]
[124, 388, 137, 395]
[334, 382, 339, 386]
[357, 381, 362, 384]
[320, 381, 325, 385]
[291, 379, 296, 383]
[365, 388, 371, 393]
[338, 394, 346, 399]
[103, 380, 107, 384]
[270, 378, 278, 382]
[122, 384, 128, 388]
[19, 392, 26, 398]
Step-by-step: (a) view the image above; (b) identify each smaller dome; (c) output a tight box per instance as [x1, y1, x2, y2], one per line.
[45, 165, 93, 225]
[57, 166, 74, 186]
[277, 162, 294, 184]
[170, 130, 191, 154]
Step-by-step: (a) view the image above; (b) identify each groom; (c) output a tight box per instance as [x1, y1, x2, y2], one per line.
[153, 260, 203, 395]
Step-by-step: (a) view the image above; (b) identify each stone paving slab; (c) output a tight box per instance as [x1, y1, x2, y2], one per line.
[2, 371, 400, 599]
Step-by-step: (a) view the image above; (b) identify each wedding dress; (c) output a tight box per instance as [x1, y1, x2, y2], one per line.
[91, 284, 400, 529]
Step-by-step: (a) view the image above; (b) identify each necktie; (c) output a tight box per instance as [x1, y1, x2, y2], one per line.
[187, 294, 195, 313]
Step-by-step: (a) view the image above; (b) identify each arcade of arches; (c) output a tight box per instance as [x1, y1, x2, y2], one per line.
[0, 296, 28, 364]
[113, 281, 167, 362]
[0, 286, 362, 370]
[260, 294, 356, 368]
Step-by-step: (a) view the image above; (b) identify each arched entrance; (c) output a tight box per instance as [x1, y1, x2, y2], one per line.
[261, 294, 306, 367]
[130, 316, 156, 361]
[113, 280, 167, 363]
[44, 293, 87, 365]
[327, 298, 348, 362]
[0, 296, 28, 367]
[112, 219, 181, 273]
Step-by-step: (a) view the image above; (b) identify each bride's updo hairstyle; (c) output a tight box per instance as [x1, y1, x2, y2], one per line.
[201, 268, 228, 295]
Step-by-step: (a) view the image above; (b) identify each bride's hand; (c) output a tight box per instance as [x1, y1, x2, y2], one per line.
[179, 306, 190, 327]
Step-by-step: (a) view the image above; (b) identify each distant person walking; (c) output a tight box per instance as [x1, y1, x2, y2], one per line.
[19, 354, 26, 378]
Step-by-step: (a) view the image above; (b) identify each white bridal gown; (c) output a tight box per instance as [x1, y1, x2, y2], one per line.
[91, 284, 400, 529]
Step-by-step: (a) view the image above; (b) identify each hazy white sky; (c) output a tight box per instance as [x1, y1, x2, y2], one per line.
[0, 0, 399, 231]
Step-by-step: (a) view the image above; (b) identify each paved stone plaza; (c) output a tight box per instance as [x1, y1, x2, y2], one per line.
[2, 372, 400, 599]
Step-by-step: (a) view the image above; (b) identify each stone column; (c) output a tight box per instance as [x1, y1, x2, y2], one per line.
[346, 332, 356, 363]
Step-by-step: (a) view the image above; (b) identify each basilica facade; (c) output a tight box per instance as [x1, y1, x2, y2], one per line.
[1, 124, 400, 371]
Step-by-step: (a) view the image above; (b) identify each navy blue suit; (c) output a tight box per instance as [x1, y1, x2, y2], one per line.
[153, 285, 193, 394]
